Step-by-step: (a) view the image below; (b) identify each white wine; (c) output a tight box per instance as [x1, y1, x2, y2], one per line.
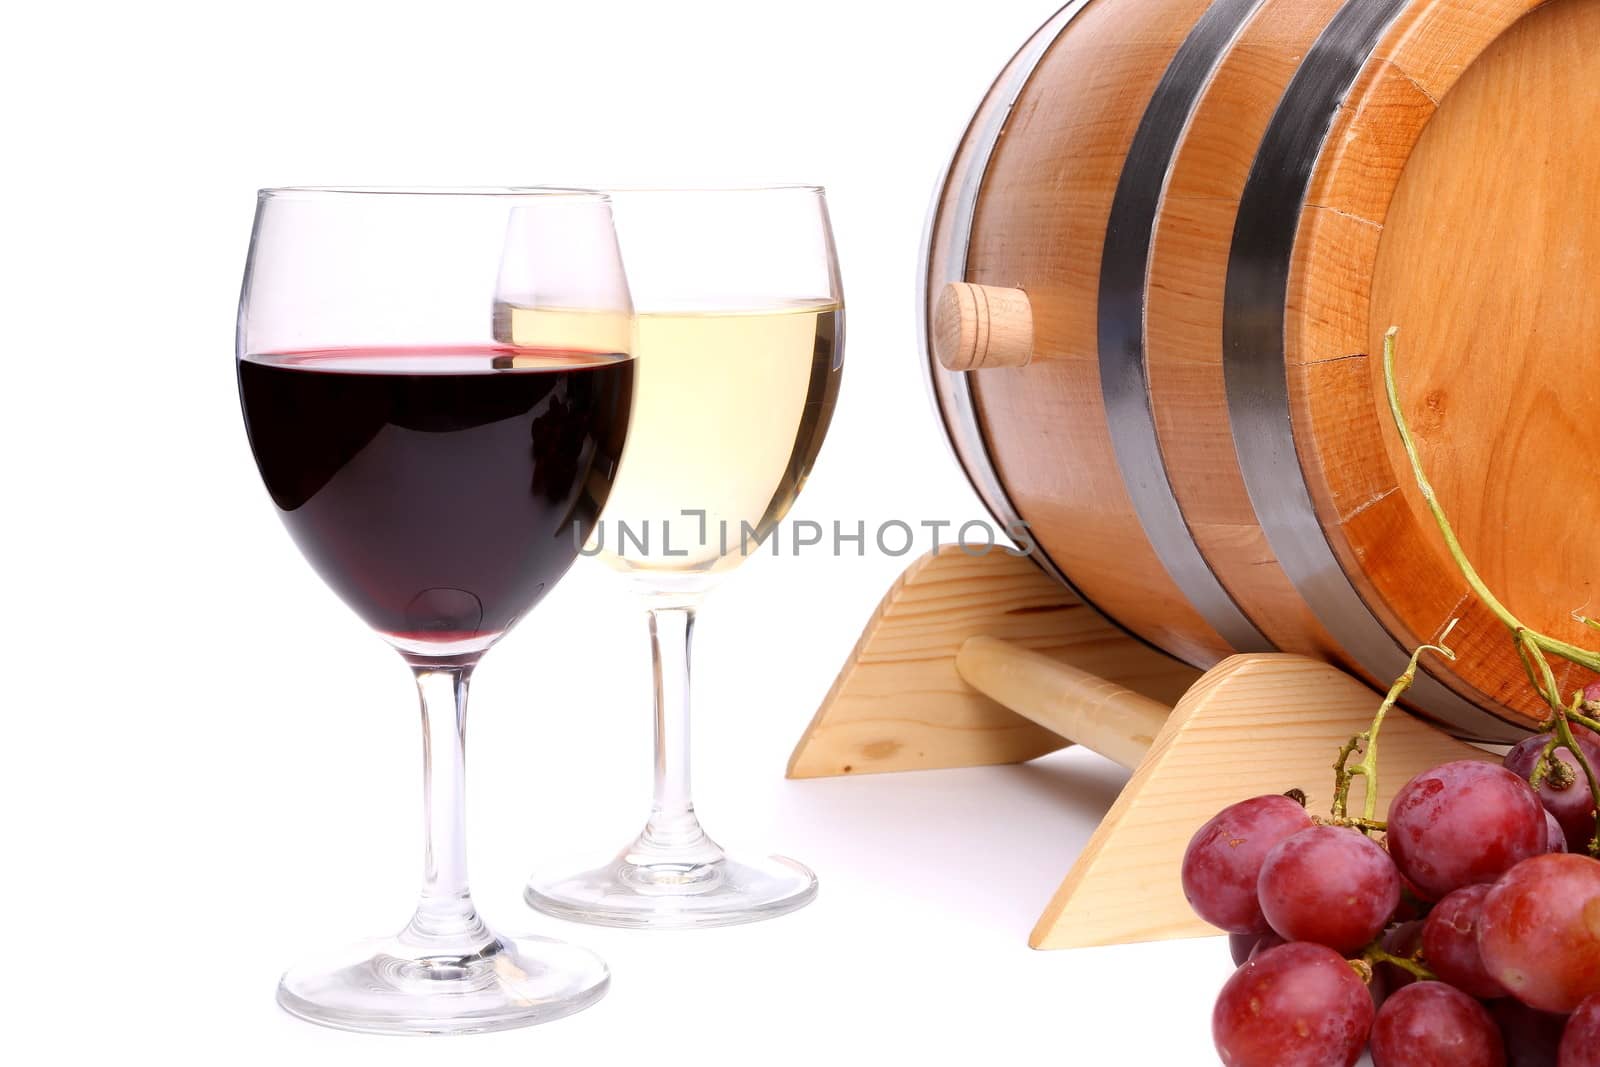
[498, 300, 842, 586]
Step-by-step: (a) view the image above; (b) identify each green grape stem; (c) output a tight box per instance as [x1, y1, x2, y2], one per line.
[1382, 329, 1600, 676]
[1383, 327, 1600, 855]
[1552, 689, 1600, 857]
[1333, 623, 1458, 829]
[1528, 735, 1570, 793]
[1359, 942, 1436, 983]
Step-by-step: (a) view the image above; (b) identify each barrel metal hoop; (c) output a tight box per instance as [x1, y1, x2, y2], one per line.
[1222, 0, 1522, 740]
[918, 0, 1096, 603]
[1098, 0, 1274, 653]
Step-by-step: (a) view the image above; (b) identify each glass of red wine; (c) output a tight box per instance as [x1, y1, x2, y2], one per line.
[237, 187, 634, 1034]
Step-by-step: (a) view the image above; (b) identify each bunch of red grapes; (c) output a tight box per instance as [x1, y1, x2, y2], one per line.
[1187, 681, 1600, 1066]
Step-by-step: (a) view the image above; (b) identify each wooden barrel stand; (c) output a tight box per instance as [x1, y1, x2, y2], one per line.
[788, 547, 1489, 949]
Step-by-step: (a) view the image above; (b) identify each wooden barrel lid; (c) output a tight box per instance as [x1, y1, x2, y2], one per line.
[1289, 0, 1599, 723]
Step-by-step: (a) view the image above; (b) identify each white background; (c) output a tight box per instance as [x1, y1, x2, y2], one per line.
[1, 1, 1253, 1062]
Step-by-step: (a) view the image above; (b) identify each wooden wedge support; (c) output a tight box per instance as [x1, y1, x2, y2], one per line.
[793, 549, 1496, 948]
[786, 546, 1200, 779]
[1025, 653, 1492, 948]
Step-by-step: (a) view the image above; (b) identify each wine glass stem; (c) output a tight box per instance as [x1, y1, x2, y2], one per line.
[641, 605, 718, 857]
[403, 663, 493, 952]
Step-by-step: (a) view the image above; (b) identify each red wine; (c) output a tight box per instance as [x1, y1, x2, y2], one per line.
[239, 346, 633, 649]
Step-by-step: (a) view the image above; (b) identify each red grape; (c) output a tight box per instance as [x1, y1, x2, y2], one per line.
[1369, 982, 1506, 1067]
[1584, 681, 1600, 715]
[1386, 761, 1547, 899]
[1560, 994, 1600, 1067]
[1184, 795, 1313, 933]
[1548, 809, 1570, 853]
[1213, 942, 1373, 1067]
[1228, 930, 1285, 966]
[1489, 998, 1567, 1067]
[1504, 734, 1600, 853]
[1258, 826, 1400, 951]
[1421, 884, 1508, 998]
[1478, 853, 1600, 1013]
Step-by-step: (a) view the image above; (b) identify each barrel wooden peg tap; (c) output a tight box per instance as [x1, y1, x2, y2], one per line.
[933, 282, 1033, 371]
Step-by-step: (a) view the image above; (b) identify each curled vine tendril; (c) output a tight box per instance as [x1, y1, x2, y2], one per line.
[1383, 327, 1600, 855]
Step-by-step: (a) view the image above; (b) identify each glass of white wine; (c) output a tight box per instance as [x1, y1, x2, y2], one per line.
[512, 186, 843, 928]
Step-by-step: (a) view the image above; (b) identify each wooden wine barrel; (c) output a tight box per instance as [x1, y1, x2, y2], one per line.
[922, 0, 1600, 741]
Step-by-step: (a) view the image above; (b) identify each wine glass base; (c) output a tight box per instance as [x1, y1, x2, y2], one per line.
[525, 852, 817, 930]
[276, 931, 608, 1035]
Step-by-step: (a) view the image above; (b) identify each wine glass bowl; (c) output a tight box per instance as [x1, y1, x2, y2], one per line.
[237, 187, 632, 1032]
[521, 185, 843, 929]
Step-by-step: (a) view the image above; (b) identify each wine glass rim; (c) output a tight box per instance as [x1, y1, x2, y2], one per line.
[257, 186, 611, 201]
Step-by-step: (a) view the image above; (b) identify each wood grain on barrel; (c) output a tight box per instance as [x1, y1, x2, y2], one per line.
[1145, 0, 1349, 666]
[924, 10, 1070, 543]
[923, 0, 1597, 734]
[965, 0, 1234, 668]
[1289, 0, 1598, 720]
